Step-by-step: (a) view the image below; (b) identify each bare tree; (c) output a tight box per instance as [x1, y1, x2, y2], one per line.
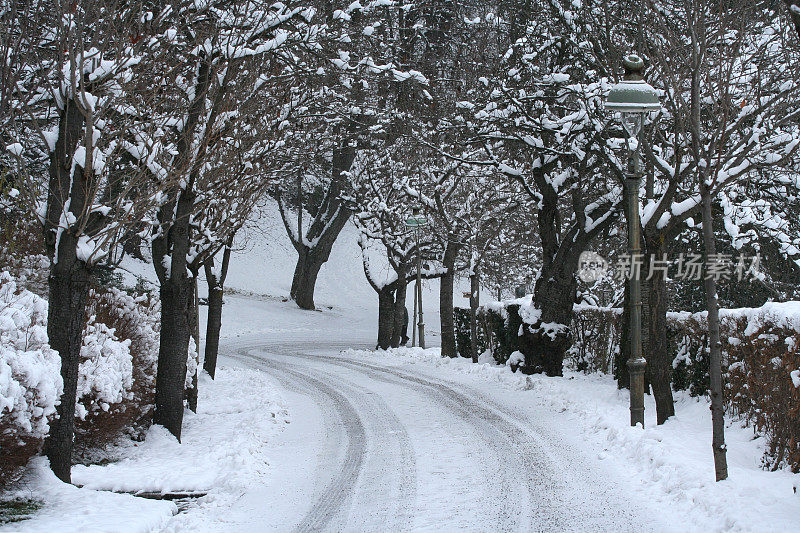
[351, 148, 442, 349]
[634, 0, 800, 426]
[128, 1, 316, 440]
[5, 0, 177, 481]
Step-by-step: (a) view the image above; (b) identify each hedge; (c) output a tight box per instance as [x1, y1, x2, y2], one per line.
[455, 299, 800, 473]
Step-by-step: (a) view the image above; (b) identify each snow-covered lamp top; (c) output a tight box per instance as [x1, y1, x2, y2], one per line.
[605, 55, 661, 114]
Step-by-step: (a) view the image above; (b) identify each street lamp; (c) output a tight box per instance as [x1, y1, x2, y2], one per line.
[605, 54, 661, 428]
[405, 206, 428, 348]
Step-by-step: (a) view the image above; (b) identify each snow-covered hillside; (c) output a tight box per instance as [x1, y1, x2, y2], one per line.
[122, 199, 471, 346]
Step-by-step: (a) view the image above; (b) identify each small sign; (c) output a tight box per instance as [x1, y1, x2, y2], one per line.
[405, 215, 428, 228]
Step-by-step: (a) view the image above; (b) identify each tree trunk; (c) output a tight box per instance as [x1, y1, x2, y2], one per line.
[689, 6, 727, 480]
[154, 274, 191, 441]
[377, 286, 396, 350]
[42, 248, 91, 483]
[290, 248, 325, 310]
[520, 177, 587, 377]
[203, 280, 223, 379]
[203, 241, 232, 379]
[470, 271, 480, 363]
[522, 271, 576, 377]
[152, 190, 194, 441]
[644, 234, 675, 424]
[439, 241, 459, 358]
[203, 267, 222, 379]
[42, 98, 89, 483]
[151, 57, 209, 440]
[284, 139, 355, 311]
[185, 276, 199, 413]
[390, 277, 408, 348]
[701, 187, 729, 481]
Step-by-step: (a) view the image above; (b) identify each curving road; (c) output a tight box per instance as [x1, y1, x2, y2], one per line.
[224, 340, 677, 533]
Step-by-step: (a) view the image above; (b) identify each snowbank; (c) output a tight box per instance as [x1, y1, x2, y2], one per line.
[0, 458, 175, 533]
[71, 365, 289, 531]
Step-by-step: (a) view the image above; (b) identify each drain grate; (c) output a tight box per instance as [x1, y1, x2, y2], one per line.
[129, 491, 208, 513]
[0, 499, 43, 525]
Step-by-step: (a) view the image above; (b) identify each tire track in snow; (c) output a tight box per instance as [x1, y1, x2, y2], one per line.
[305, 354, 649, 532]
[293, 354, 561, 531]
[233, 349, 366, 532]
[231, 347, 417, 532]
[229, 343, 646, 531]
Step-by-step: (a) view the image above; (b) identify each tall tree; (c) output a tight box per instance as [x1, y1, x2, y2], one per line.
[458, 0, 622, 376]
[6, 0, 172, 481]
[633, 0, 800, 424]
[133, 1, 316, 439]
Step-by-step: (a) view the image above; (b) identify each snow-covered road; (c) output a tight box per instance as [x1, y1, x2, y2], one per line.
[223, 340, 678, 533]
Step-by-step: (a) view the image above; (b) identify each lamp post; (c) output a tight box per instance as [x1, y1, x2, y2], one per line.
[405, 207, 428, 348]
[605, 54, 661, 428]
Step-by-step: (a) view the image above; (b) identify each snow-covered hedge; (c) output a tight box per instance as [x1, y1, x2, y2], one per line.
[0, 252, 49, 298]
[468, 298, 800, 471]
[0, 271, 63, 486]
[567, 302, 800, 472]
[0, 265, 171, 472]
[73, 287, 161, 455]
[76, 318, 133, 420]
[461, 300, 525, 365]
[73, 285, 199, 455]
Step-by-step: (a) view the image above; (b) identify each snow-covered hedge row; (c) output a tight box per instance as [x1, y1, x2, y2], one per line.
[0, 265, 178, 473]
[73, 287, 161, 455]
[468, 298, 800, 471]
[0, 271, 62, 485]
[73, 285, 199, 455]
[568, 302, 800, 472]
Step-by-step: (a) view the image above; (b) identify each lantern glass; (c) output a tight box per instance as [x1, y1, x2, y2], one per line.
[621, 112, 645, 139]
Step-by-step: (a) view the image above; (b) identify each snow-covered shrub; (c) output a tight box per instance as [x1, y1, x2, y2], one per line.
[0, 201, 47, 298]
[453, 307, 490, 359]
[75, 319, 133, 420]
[0, 251, 49, 300]
[0, 271, 62, 487]
[471, 301, 523, 365]
[72, 288, 160, 457]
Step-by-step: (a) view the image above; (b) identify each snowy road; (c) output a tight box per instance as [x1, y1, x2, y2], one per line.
[223, 340, 680, 533]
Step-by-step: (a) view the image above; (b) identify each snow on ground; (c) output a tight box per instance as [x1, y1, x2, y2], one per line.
[204, 291, 374, 344]
[71, 367, 288, 531]
[72, 368, 288, 494]
[342, 346, 800, 532]
[0, 457, 175, 533]
[1, 365, 288, 533]
[8, 199, 797, 532]
[5, 288, 798, 532]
